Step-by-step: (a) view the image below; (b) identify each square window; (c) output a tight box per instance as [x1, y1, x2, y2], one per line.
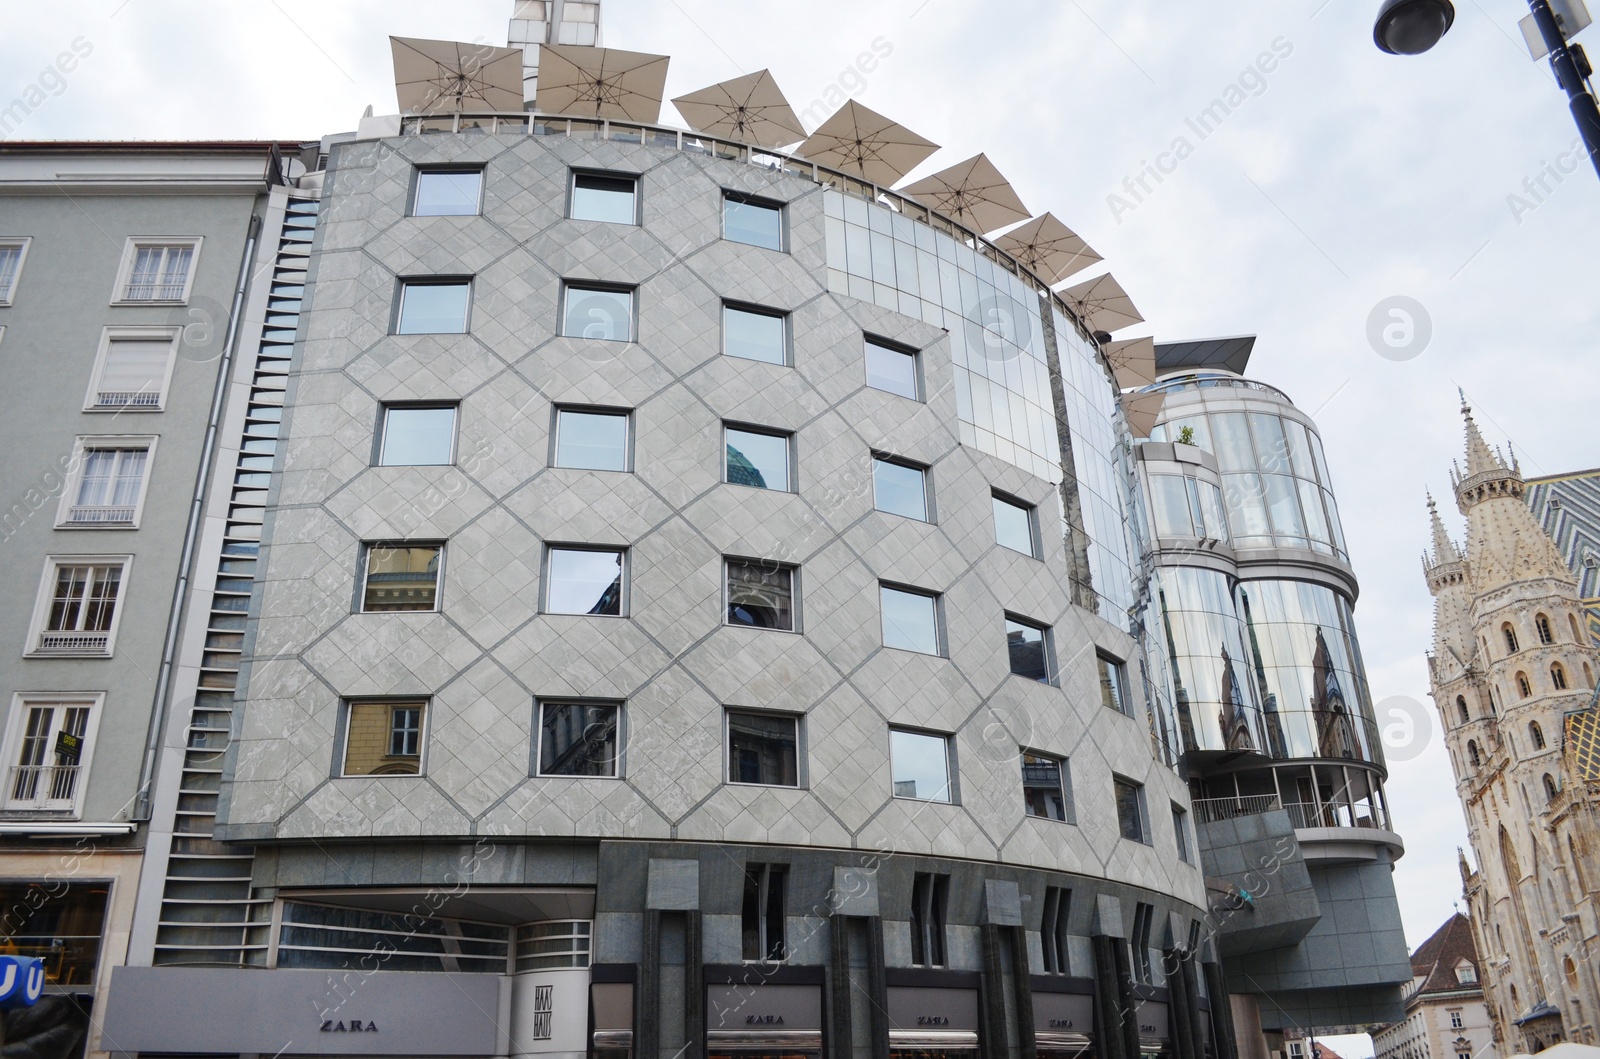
[864, 337, 919, 399]
[723, 304, 788, 365]
[1098, 653, 1128, 714]
[361, 543, 442, 612]
[725, 426, 791, 491]
[113, 238, 200, 304]
[1022, 751, 1071, 821]
[28, 557, 130, 656]
[537, 701, 620, 777]
[2, 694, 101, 814]
[562, 283, 634, 342]
[1006, 617, 1051, 683]
[59, 437, 155, 527]
[873, 457, 928, 521]
[554, 408, 630, 471]
[396, 279, 471, 334]
[413, 169, 483, 216]
[1172, 803, 1191, 863]
[1114, 776, 1147, 843]
[723, 193, 784, 250]
[0, 238, 33, 305]
[546, 547, 625, 615]
[86, 329, 178, 411]
[378, 405, 457, 466]
[890, 728, 953, 803]
[993, 493, 1037, 556]
[880, 584, 941, 655]
[341, 700, 427, 776]
[571, 171, 638, 224]
[727, 559, 795, 631]
[727, 710, 799, 787]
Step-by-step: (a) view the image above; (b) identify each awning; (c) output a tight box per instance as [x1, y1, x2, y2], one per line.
[390, 37, 527, 115]
[797, 100, 939, 186]
[535, 43, 670, 122]
[900, 153, 1030, 234]
[671, 69, 805, 148]
[994, 212, 1102, 285]
[889, 1030, 981, 1050]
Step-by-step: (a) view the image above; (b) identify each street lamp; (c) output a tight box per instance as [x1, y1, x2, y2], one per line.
[1374, 0, 1600, 178]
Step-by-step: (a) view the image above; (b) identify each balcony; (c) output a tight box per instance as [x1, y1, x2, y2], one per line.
[7, 764, 82, 810]
[66, 504, 136, 525]
[1191, 793, 1404, 863]
[34, 631, 110, 654]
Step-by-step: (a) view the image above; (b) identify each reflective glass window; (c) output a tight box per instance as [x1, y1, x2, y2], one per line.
[1150, 474, 1194, 537]
[362, 543, 442, 612]
[413, 170, 482, 216]
[1210, 412, 1254, 472]
[396, 280, 471, 334]
[546, 548, 624, 615]
[343, 701, 427, 776]
[725, 427, 791, 491]
[538, 702, 620, 777]
[727, 710, 799, 787]
[873, 457, 927, 521]
[993, 494, 1036, 555]
[379, 405, 456, 466]
[562, 284, 634, 342]
[1022, 752, 1069, 821]
[1006, 618, 1050, 682]
[1098, 653, 1127, 714]
[890, 728, 952, 803]
[724, 305, 787, 365]
[571, 172, 637, 224]
[727, 560, 794, 630]
[724, 194, 783, 250]
[864, 338, 918, 399]
[1114, 776, 1146, 842]
[554, 409, 629, 471]
[881, 585, 940, 655]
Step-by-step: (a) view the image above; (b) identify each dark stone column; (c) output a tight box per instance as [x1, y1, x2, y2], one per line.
[1092, 934, 1129, 1059]
[1202, 961, 1239, 1059]
[1010, 925, 1036, 1059]
[1180, 951, 1208, 1059]
[829, 914, 854, 1059]
[685, 911, 704, 1059]
[639, 909, 661, 1059]
[981, 923, 1012, 1059]
[866, 916, 889, 1059]
[1165, 948, 1196, 1059]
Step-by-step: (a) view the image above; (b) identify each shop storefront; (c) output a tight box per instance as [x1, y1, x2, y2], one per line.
[1136, 999, 1173, 1059]
[886, 985, 981, 1059]
[592, 980, 633, 1059]
[1033, 987, 1096, 1059]
[706, 983, 824, 1059]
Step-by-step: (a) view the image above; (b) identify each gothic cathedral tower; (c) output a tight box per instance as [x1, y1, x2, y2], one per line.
[1424, 402, 1600, 1052]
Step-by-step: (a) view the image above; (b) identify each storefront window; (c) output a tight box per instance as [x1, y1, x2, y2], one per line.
[0, 881, 106, 986]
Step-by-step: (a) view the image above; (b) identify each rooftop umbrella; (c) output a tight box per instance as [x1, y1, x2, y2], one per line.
[797, 100, 939, 186]
[1120, 391, 1166, 439]
[899, 153, 1030, 234]
[535, 43, 670, 122]
[671, 69, 806, 148]
[993, 212, 1103, 285]
[1060, 272, 1144, 333]
[1102, 337, 1158, 389]
[391, 37, 527, 114]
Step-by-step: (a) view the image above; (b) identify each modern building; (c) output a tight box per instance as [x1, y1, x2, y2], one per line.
[0, 141, 308, 1056]
[1132, 337, 1412, 1038]
[1422, 407, 1600, 1053]
[1371, 912, 1497, 1059]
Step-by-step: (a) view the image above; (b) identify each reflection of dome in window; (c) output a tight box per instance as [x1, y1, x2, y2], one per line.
[726, 445, 767, 488]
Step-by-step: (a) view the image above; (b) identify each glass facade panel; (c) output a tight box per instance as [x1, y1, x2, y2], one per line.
[1154, 566, 1268, 755]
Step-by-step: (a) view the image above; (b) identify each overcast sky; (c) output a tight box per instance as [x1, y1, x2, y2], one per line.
[6, 0, 1597, 1043]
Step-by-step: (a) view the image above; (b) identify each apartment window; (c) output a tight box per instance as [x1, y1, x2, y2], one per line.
[1173, 803, 1191, 863]
[28, 558, 129, 656]
[890, 727, 953, 803]
[724, 304, 788, 365]
[1115, 776, 1148, 843]
[864, 336, 919, 399]
[1098, 652, 1128, 714]
[341, 700, 428, 776]
[1006, 617, 1051, 683]
[86, 329, 178, 410]
[114, 238, 200, 303]
[723, 192, 784, 250]
[60, 438, 154, 527]
[1040, 887, 1071, 974]
[993, 493, 1038, 556]
[727, 710, 799, 787]
[725, 426, 792, 490]
[396, 279, 471, 334]
[726, 559, 795, 631]
[561, 283, 634, 342]
[741, 863, 787, 962]
[378, 404, 457, 466]
[361, 543, 442, 612]
[881, 584, 942, 656]
[1022, 751, 1070, 822]
[545, 547, 624, 616]
[570, 171, 638, 224]
[0, 238, 32, 304]
[554, 408, 630, 471]
[3, 695, 99, 813]
[537, 701, 620, 778]
[909, 872, 949, 967]
[1450, 1010, 1464, 1029]
[1130, 902, 1154, 983]
[1456, 963, 1477, 984]
[413, 169, 483, 216]
[872, 456, 929, 521]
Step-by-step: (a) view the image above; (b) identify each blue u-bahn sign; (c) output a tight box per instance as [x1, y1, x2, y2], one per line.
[0, 955, 45, 1008]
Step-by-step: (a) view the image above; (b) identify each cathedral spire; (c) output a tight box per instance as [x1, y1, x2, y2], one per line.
[1461, 397, 1508, 480]
[1428, 493, 1461, 567]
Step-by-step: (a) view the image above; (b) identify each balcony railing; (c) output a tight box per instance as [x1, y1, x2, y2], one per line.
[66, 504, 136, 525]
[1281, 800, 1391, 831]
[94, 390, 160, 409]
[35, 631, 109, 653]
[1192, 795, 1281, 824]
[7, 764, 81, 808]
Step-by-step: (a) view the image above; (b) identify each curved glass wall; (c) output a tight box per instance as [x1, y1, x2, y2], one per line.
[1150, 408, 1347, 559]
[1155, 567, 1267, 754]
[1234, 579, 1381, 764]
[1147, 472, 1229, 543]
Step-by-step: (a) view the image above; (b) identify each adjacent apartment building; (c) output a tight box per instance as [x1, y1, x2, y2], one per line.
[1372, 912, 1497, 1059]
[1423, 407, 1600, 1052]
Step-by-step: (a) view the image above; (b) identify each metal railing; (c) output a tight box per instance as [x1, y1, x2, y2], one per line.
[1192, 794, 1281, 824]
[8, 764, 81, 808]
[66, 504, 136, 525]
[94, 390, 160, 409]
[35, 631, 109, 653]
[1281, 800, 1391, 831]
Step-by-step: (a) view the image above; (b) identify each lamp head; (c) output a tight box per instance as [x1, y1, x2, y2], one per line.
[1374, 0, 1456, 54]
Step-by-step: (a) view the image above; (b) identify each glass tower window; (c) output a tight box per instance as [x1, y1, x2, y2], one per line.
[727, 560, 795, 630]
[554, 409, 629, 471]
[1006, 618, 1050, 682]
[723, 193, 784, 250]
[864, 337, 919, 399]
[872, 457, 928, 521]
[396, 280, 471, 334]
[725, 427, 791, 490]
[570, 172, 638, 224]
[724, 304, 788, 365]
[413, 169, 482, 216]
[881, 585, 941, 655]
[727, 710, 799, 787]
[562, 284, 634, 342]
[1022, 752, 1070, 821]
[546, 548, 624, 615]
[993, 493, 1037, 556]
[538, 702, 620, 777]
[890, 729, 953, 803]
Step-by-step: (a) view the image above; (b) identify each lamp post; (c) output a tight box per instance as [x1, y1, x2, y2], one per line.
[1373, 0, 1600, 179]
